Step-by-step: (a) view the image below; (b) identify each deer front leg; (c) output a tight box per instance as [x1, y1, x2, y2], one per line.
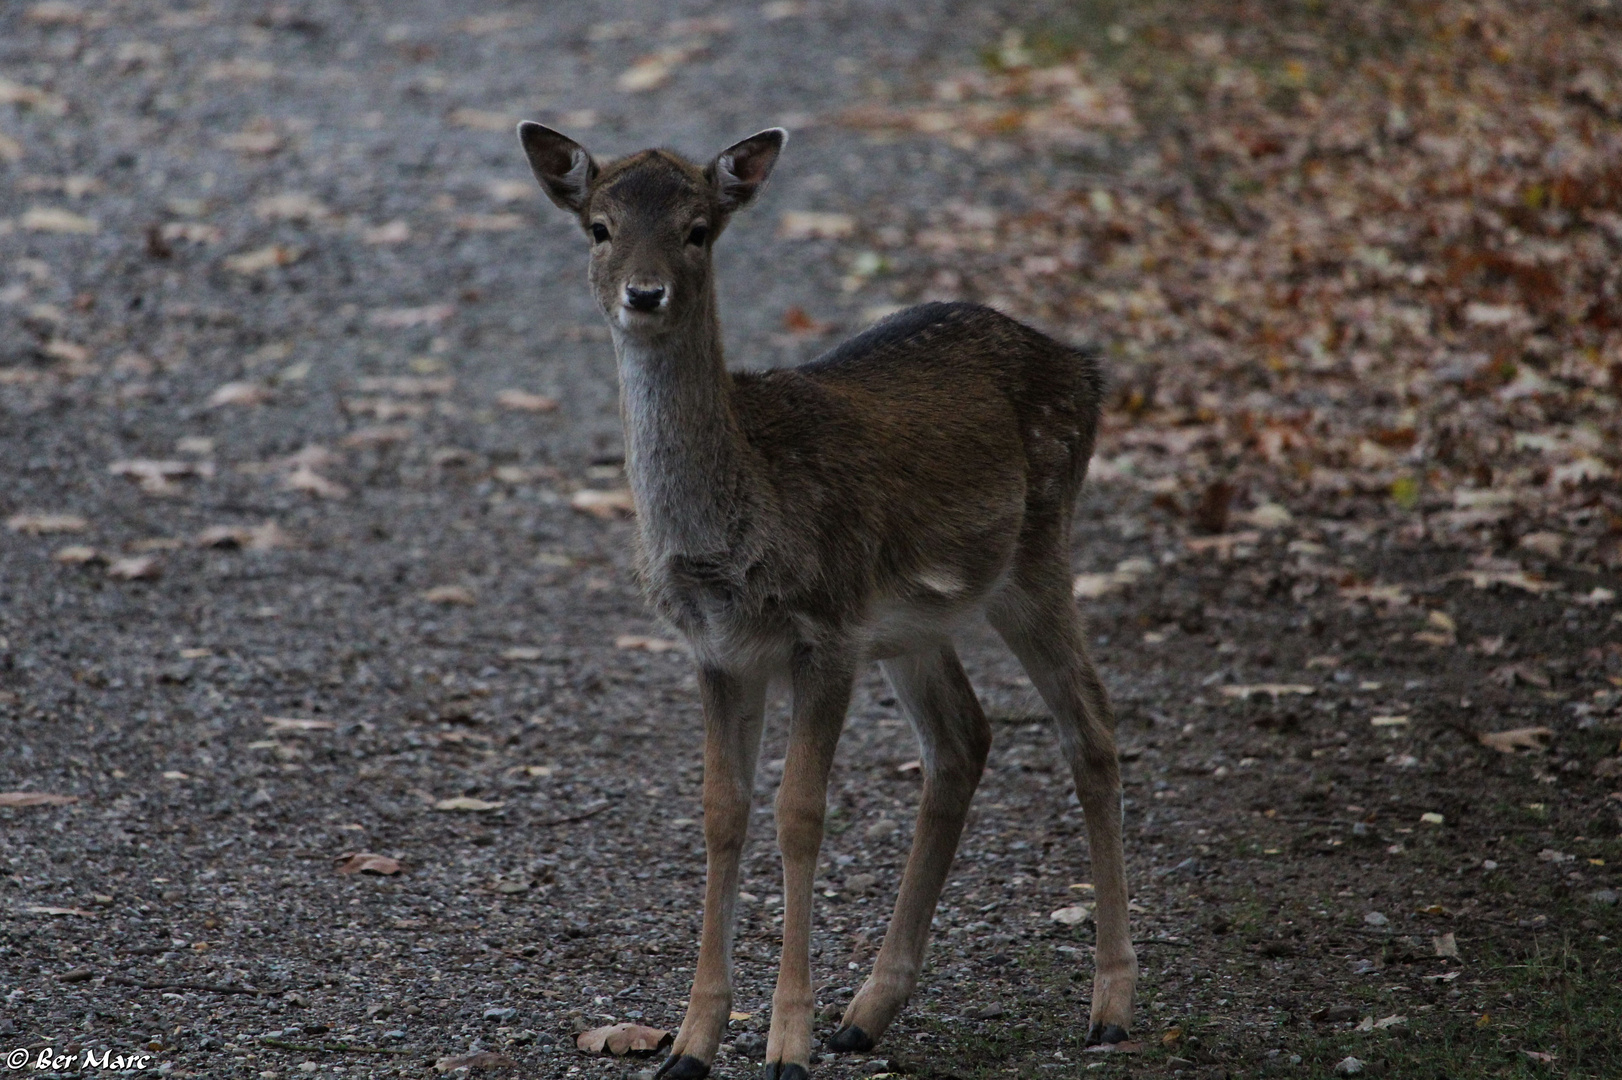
[659, 666, 767, 1080]
[763, 650, 854, 1080]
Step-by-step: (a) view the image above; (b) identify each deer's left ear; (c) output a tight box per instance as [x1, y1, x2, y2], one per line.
[707, 128, 788, 218]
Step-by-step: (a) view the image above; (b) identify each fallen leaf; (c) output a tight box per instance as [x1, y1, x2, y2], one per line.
[355, 376, 454, 396]
[25, 906, 97, 918]
[1434, 932, 1459, 958]
[1522, 1050, 1556, 1064]
[223, 244, 302, 274]
[334, 852, 402, 876]
[264, 717, 336, 734]
[1370, 715, 1409, 727]
[617, 56, 675, 93]
[1457, 569, 1557, 594]
[1478, 727, 1554, 753]
[575, 1022, 671, 1056]
[1050, 904, 1094, 926]
[434, 797, 503, 812]
[208, 381, 272, 408]
[254, 192, 329, 221]
[369, 304, 455, 329]
[779, 210, 857, 240]
[1491, 663, 1552, 689]
[570, 488, 635, 519]
[20, 206, 97, 233]
[219, 129, 284, 155]
[496, 389, 559, 412]
[7, 512, 88, 534]
[283, 464, 349, 499]
[614, 634, 681, 653]
[0, 77, 69, 114]
[422, 585, 476, 605]
[106, 555, 160, 581]
[363, 220, 411, 244]
[53, 545, 101, 565]
[0, 792, 79, 807]
[447, 107, 516, 131]
[1419, 812, 1444, 825]
[341, 424, 415, 448]
[1083, 1041, 1143, 1054]
[1219, 684, 1315, 700]
[434, 1051, 516, 1073]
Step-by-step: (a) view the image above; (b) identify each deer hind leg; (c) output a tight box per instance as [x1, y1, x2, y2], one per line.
[762, 649, 855, 1080]
[989, 577, 1138, 1045]
[829, 642, 990, 1055]
[658, 667, 767, 1080]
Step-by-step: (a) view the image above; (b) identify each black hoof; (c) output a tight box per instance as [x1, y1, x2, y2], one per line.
[656, 1054, 711, 1080]
[1085, 1022, 1131, 1047]
[761, 1064, 809, 1080]
[825, 1024, 874, 1053]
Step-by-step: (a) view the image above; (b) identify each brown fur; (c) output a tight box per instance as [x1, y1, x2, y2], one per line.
[519, 121, 1137, 1079]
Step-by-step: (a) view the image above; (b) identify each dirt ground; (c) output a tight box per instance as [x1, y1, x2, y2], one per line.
[2, 2, 1620, 1080]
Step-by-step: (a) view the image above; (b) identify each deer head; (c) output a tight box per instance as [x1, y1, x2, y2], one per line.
[517, 123, 787, 338]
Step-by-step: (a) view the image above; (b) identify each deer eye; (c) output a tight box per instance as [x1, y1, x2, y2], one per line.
[686, 223, 708, 247]
[590, 223, 610, 244]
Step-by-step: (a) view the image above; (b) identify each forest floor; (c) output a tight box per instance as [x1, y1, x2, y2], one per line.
[2, 1, 1620, 1079]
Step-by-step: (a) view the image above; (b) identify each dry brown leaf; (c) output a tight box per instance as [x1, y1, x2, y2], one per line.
[7, 512, 88, 534]
[496, 389, 559, 412]
[570, 488, 635, 519]
[0, 792, 79, 807]
[106, 555, 160, 581]
[1477, 727, 1554, 753]
[434, 797, 503, 812]
[575, 1022, 672, 1056]
[334, 852, 402, 876]
[422, 585, 476, 606]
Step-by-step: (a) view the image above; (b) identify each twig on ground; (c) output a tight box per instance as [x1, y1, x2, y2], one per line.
[258, 1037, 410, 1055]
[105, 975, 265, 995]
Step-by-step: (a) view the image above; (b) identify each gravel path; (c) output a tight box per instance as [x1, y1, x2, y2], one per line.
[2, 3, 1617, 1079]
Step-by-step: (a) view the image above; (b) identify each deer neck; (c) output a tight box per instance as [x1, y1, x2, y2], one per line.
[611, 296, 747, 558]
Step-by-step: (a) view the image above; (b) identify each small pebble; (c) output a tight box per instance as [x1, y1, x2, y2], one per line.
[1335, 1056, 1365, 1075]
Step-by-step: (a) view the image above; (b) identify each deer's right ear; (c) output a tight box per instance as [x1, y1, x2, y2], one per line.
[517, 121, 598, 215]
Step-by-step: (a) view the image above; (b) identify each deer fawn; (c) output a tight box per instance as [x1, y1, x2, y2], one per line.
[518, 122, 1136, 1079]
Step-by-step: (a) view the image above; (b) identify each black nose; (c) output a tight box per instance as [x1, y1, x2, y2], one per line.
[625, 285, 665, 312]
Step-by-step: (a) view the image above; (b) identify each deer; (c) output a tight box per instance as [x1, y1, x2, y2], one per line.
[517, 121, 1137, 1080]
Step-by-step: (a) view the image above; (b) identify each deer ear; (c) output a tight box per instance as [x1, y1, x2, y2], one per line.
[707, 128, 788, 217]
[517, 121, 598, 215]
